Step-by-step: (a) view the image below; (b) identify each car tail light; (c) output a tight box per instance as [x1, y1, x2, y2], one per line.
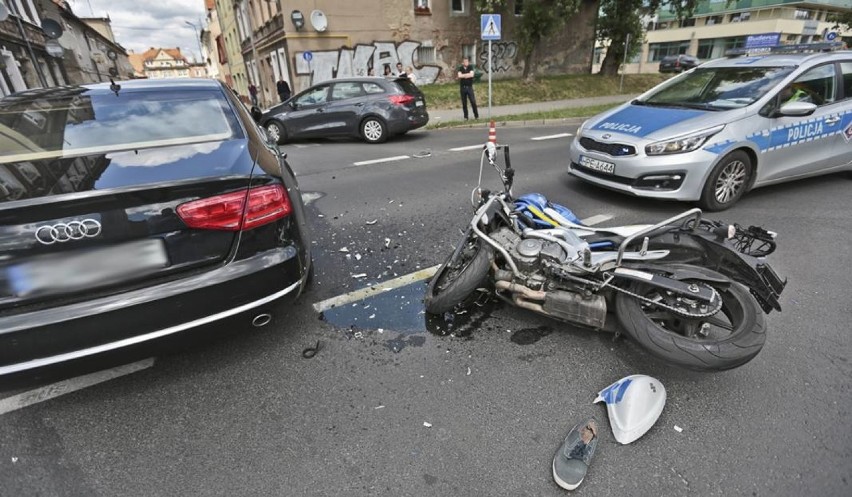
[177, 185, 292, 231]
[388, 94, 415, 106]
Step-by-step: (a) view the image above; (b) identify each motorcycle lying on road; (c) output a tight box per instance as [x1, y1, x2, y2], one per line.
[425, 142, 786, 371]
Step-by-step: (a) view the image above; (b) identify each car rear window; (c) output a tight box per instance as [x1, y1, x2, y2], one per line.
[393, 79, 421, 95]
[0, 88, 242, 164]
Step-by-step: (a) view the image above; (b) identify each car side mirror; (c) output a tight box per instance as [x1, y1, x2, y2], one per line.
[289, 101, 298, 110]
[777, 101, 817, 117]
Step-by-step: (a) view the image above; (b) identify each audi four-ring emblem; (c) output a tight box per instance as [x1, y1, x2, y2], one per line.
[34, 219, 102, 245]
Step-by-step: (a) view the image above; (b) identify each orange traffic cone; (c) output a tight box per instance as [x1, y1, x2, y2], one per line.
[488, 121, 497, 145]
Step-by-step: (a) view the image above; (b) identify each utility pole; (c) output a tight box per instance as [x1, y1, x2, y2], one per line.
[184, 20, 205, 70]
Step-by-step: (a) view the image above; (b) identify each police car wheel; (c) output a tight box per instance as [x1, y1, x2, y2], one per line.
[699, 151, 752, 212]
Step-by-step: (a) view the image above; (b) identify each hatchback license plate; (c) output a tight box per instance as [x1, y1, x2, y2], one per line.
[8, 239, 168, 297]
[579, 155, 615, 174]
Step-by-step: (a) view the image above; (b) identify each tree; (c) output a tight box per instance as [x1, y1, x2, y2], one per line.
[474, 0, 582, 80]
[827, 10, 852, 32]
[597, 1, 703, 76]
[596, 0, 647, 76]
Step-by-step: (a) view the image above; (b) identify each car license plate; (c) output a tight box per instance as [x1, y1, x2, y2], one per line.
[579, 155, 615, 174]
[8, 239, 168, 297]
[415, 100, 423, 107]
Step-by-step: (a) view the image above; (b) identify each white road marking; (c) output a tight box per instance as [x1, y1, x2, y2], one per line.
[311, 214, 616, 313]
[449, 144, 485, 151]
[313, 264, 441, 313]
[353, 155, 411, 166]
[581, 214, 614, 226]
[301, 192, 323, 205]
[0, 358, 155, 416]
[290, 143, 319, 148]
[531, 133, 573, 141]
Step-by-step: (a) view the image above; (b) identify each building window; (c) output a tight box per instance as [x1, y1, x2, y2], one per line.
[451, 0, 465, 15]
[730, 12, 750, 22]
[414, 0, 430, 14]
[514, 0, 523, 16]
[417, 46, 436, 63]
[705, 15, 723, 26]
[647, 41, 691, 62]
[461, 44, 475, 60]
[680, 18, 696, 27]
[794, 9, 813, 20]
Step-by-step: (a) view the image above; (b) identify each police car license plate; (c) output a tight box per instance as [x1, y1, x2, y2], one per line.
[415, 100, 423, 107]
[8, 239, 168, 297]
[579, 155, 615, 174]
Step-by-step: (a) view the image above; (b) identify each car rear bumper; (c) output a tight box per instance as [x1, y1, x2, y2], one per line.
[390, 111, 429, 134]
[0, 246, 305, 377]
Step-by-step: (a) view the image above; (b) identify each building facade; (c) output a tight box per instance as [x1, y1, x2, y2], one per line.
[201, 0, 228, 83]
[597, 0, 852, 74]
[213, 0, 598, 108]
[215, 0, 249, 99]
[0, 0, 133, 97]
[127, 48, 194, 79]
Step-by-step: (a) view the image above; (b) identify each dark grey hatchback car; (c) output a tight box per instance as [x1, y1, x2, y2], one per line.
[259, 77, 429, 144]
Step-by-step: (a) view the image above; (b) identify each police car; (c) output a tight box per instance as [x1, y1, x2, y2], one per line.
[569, 42, 852, 210]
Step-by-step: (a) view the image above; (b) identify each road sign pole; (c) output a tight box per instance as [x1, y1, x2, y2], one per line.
[488, 39, 492, 121]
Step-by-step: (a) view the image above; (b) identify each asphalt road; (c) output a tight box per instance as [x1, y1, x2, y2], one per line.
[1, 126, 850, 496]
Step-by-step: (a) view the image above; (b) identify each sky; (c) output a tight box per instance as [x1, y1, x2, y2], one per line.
[67, 0, 209, 62]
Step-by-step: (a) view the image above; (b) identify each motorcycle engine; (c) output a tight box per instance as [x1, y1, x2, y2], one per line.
[491, 228, 568, 273]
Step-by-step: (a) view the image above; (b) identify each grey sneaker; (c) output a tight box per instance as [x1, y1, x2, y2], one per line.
[552, 418, 598, 491]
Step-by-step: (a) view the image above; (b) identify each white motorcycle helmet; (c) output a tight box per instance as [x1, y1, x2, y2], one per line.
[594, 374, 666, 444]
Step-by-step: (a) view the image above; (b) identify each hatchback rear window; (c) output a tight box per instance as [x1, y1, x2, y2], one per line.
[0, 89, 242, 164]
[393, 79, 421, 95]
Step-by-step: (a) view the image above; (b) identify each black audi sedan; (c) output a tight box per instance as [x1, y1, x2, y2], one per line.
[259, 77, 429, 144]
[0, 79, 311, 380]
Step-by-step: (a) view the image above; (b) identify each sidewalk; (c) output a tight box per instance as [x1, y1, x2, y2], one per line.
[426, 94, 635, 128]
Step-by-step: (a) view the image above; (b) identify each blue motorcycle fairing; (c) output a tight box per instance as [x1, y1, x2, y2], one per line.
[514, 193, 583, 228]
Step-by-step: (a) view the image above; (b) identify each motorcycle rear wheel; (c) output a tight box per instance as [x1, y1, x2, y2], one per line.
[615, 279, 765, 371]
[425, 234, 493, 315]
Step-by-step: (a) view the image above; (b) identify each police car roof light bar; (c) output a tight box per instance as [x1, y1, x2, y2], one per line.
[725, 41, 846, 57]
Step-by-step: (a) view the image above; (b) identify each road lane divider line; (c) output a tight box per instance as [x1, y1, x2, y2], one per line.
[311, 214, 615, 313]
[353, 155, 411, 166]
[0, 358, 155, 416]
[313, 265, 441, 313]
[449, 145, 485, 151]
[531, 133, 573, 141]
[580, 214, 614, 226]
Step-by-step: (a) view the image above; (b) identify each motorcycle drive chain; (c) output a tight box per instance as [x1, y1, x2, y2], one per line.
[609, 281, 723, 319]
[546, 264, 722, 319]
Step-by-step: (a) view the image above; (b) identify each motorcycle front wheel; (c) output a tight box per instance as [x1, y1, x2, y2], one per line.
[424, 232, 493, 315]
[615, 279, 766, 371]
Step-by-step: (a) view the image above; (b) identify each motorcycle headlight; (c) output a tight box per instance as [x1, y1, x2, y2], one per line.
[645, 125, 725, 156]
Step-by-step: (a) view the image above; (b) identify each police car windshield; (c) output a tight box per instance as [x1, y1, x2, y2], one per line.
[638, 66, 795, 110]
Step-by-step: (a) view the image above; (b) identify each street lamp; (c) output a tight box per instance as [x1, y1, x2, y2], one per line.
[184, 20, 205, 67]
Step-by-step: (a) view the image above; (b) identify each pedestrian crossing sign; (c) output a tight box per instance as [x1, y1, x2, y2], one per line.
[481, 14, 501, 41]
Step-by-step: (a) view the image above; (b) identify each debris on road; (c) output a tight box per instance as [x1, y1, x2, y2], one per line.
[594, 375, 666, 445]
[374, 405, 385, 410]
[339, 247, 350, 253]
[674, 425, 683, 433]
[355, 253, 362, 260]
[466, 367, 472, 376]
[423, 422, 432, 428]
[352, 273, 367, 278]
[384, 238, 391, 248]
[366, 219, 378, 225]
[301, 340, 323, 359]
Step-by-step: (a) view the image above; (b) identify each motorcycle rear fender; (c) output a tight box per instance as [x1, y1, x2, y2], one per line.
[647, 231, 783, 313]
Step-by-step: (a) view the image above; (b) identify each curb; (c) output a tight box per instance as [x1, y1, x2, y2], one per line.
[426, 116, 587, 130]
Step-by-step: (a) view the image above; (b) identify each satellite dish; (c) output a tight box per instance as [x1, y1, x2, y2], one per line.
[310, 10, 328, 32]
[42, 18, 64, 39]
[45, 40, 64, 58]
[0, 3, 9, 22]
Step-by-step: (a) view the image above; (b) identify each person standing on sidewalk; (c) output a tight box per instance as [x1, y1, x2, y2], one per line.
[276, 79, 291, 103]
[457, 57, 479, 120]
[248, 83, 258, 107]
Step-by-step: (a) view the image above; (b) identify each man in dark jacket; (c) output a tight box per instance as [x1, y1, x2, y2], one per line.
[457, 57, 479, 120]
[276, 79, 291, 102]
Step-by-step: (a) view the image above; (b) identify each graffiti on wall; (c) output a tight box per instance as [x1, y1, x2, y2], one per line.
[478, 41, 518, 73]
[294, 41, 440, 85]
